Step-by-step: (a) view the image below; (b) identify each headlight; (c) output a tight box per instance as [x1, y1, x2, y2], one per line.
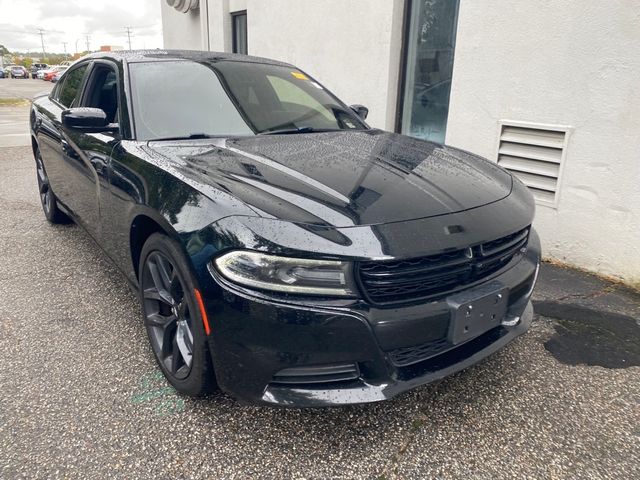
[213, 250, 357, 297]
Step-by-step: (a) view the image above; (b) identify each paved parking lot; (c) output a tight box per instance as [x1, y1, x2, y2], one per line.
[0, 80, 639, 479]
[0, 78, 52, 147]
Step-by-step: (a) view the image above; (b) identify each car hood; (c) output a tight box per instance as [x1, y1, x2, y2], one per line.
[145, 130, 512, 228]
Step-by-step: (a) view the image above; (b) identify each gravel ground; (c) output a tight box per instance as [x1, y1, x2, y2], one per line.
[0, 138, 638, 477]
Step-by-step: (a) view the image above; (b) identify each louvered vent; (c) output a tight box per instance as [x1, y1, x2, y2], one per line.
[498, 124, 567, 204]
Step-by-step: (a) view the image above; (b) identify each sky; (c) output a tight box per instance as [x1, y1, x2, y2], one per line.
[0, 0, 163, 54]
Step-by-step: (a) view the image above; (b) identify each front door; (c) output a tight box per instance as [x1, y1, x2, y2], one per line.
[64, 62, 122, 239]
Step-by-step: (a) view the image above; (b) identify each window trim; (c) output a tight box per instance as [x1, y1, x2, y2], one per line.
[49, 78, 62, 102]
[89, 58, 134, 139]
[50, 61, 91, 110]
[79, 59, 123, 134]
[231, 10, 248, 55]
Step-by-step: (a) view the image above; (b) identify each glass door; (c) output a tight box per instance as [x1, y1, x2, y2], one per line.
[399, 0, 460, 144]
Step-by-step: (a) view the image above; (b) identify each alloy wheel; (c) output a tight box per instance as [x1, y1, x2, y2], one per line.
[36, 153, 52, 215]
[141, 251, 195, 380]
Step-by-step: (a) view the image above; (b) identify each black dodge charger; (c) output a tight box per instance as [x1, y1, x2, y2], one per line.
[30, 50, 540, 407]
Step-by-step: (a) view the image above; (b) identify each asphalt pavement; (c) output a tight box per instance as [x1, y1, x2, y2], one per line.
[0, 77, 52, 147]
[0, 79, 639, 479]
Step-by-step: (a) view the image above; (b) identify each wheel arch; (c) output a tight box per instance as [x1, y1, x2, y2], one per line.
[129, 211, 183, 280]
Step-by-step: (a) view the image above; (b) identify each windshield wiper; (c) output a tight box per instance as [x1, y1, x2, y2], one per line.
[148, 133, 215, 142]
[258, 126, 343, 135]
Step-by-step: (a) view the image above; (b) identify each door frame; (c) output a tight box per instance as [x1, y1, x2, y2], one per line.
[394, 0, 413, 134]
[394, 0, 461, 138]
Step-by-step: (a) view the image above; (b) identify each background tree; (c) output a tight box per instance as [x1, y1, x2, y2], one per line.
[18, 58, 33, 69]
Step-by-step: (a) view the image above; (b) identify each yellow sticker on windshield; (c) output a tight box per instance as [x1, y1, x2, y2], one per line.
[291, 71, 308, 80]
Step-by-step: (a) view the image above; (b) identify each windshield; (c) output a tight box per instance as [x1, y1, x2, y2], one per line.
[128, 60, 367, 141]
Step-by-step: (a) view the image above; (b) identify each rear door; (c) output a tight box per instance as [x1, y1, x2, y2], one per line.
[37, 62, 90, 208]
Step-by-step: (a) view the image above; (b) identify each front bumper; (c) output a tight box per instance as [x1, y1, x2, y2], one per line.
[202, 230, 541, 407]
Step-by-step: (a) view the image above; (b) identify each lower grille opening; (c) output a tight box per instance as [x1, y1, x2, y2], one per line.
[387, 338, 451, 367]
[396, 326, 509, 381]
[271, 363, 360, 385]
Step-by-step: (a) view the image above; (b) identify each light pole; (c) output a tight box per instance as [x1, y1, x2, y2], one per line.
[38, 28, 46, 59]
[125, 26, 133, 50]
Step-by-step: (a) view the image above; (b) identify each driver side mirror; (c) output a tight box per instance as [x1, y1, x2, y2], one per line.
[350, 104, 369, 121]
[61, 107, 117, 132]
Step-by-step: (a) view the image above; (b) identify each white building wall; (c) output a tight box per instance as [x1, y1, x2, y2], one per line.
[446, 0, 640, 283]
[242, 0, 403, 130]
[161, 0, 204, 49]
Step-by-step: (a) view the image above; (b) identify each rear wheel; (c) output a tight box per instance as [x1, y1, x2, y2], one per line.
[35, 149, 70, 224]
[139, 233, 216, 396]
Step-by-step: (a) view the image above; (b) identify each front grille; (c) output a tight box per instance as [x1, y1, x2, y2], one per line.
[358, 227, 530, 304]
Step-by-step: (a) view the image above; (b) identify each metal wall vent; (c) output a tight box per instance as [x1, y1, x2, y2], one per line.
[497, 123, 568, 205]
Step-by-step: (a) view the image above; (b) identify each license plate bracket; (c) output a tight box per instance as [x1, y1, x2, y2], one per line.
[447, 282, 509, 345]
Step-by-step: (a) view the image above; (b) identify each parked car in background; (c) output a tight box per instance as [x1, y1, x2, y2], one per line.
[37, 66, 55, 79]
[3, 65, 16, 76]
[29, 50, 540, 408]
[30, 63, 48, 78]
[0, 69, 4, 79]
[52, 70, 64, 83]
[44, 66, 67, 81]
[10, 66, 28, 79]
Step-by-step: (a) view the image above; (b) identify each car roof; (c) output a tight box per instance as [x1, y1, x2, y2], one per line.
[81, 49, 294, 68]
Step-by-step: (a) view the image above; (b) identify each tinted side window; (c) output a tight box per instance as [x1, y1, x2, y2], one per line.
[58, 64, 88, 107]
[83, 67, 119, 123]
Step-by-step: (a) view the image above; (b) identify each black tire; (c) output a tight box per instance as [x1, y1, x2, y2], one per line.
[35, 149, 71, 224]
[138, 233, 216, 396]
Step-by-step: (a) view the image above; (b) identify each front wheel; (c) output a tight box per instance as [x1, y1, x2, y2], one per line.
[139, 233, 216, 396]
